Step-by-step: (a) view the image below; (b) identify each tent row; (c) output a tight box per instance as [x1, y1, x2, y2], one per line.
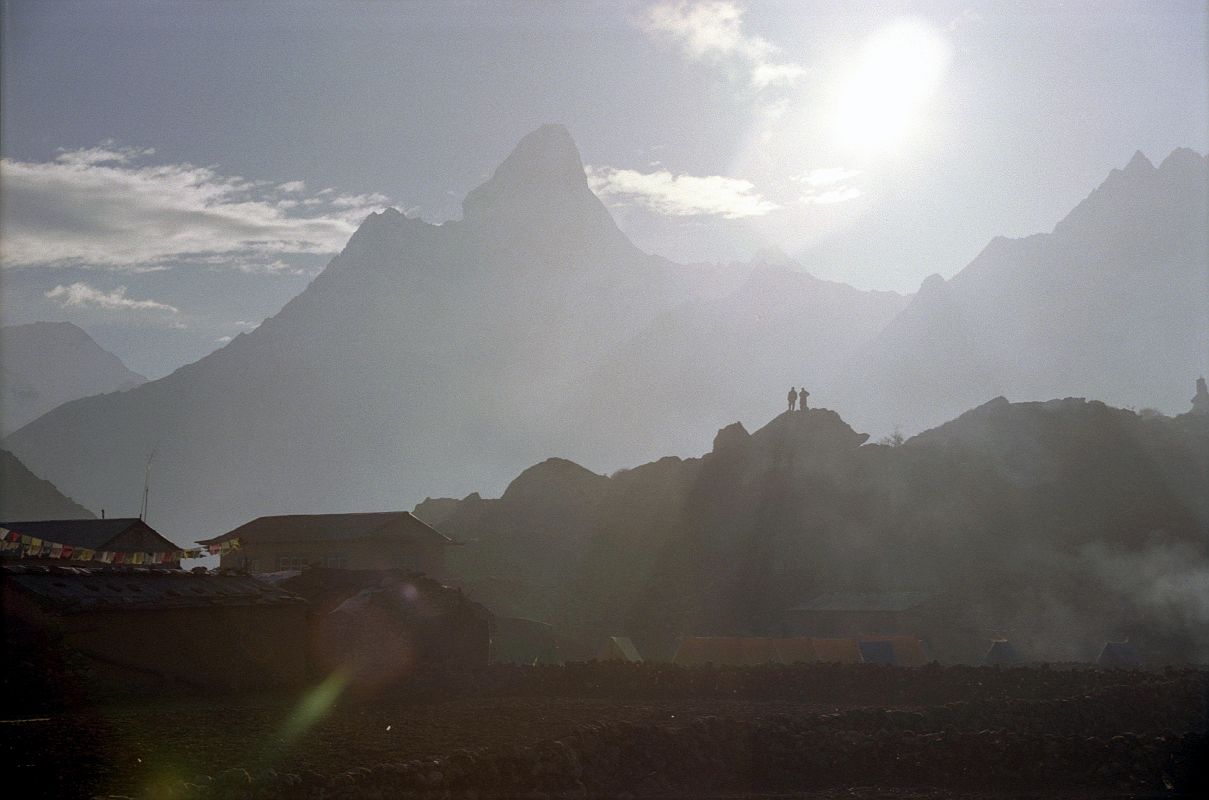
[983, 639, 1144, 667]
[672, 635, 929, 667]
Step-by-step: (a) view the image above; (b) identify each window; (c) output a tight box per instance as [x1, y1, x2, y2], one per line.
[275, 554, 306, 570]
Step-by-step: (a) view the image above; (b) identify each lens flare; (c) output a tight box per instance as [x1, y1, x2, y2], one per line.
[279, 668, 350, 743]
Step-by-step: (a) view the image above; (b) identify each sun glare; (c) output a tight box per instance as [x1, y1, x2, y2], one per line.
[833, 22, 950, 154]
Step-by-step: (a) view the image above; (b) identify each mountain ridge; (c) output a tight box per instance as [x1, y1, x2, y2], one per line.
[6, 129, 1206, 542]
[0, 321, 146, 434]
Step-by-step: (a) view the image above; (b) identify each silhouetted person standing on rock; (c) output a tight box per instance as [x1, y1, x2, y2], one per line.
[787, 387, 798, 412]
[799, 387, 810, 409]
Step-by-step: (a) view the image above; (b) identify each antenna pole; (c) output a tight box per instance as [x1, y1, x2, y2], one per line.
[140, 448, 156, 521]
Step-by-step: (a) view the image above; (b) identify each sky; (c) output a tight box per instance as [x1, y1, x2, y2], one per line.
[2, 0, 1206, 378]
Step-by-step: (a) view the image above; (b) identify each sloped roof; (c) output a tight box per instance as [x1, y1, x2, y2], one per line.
[789, 591, 933, 613]
[198, 511, 454, 546]
[1, 518, 178, 552]
[3, 565, 305, 612]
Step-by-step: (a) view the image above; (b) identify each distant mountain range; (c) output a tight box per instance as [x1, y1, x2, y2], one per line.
[5, 126, 1206, 542]
[830, 148, 1209, 433]
[1, 321, 145, 434]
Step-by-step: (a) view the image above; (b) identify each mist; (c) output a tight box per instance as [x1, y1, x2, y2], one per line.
[3, 4, 1208, 798]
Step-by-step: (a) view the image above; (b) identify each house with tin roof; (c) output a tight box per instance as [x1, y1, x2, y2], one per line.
[3, 564, 307, 693]
[198, 511, 456, 575]
[1, 518, 182, 567]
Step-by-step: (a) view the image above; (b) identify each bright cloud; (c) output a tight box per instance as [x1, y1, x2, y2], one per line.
[804, 186, 862, 205]
[585, 165, 778, 218]
[331, 192, 390, 208]
[0, 145, 393, 269]
[798, 167, 862, 187]
[45, 282, 179, 313]
[637, 1, 805, 90]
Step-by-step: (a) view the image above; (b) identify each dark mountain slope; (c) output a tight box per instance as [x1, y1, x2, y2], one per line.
[0, 448, 95, 520]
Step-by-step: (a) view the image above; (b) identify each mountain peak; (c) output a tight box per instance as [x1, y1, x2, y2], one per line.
[1158, 147, 1208, 174]
[1124, 149, 1155, 174]
[918, 273, 948, 294]
[462, 124, 595, 221]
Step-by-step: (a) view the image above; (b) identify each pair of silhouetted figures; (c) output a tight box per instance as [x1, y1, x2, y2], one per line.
[787, 386, 810, 411]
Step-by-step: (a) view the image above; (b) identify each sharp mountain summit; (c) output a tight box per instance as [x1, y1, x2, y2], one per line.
[6, 125, 1207, 540]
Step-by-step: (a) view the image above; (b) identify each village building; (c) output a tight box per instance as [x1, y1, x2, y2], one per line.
[1, 517, 183, 568]
[198, 511, 456, 575]
[276, 568, 493, 683]
[3, 564, 308, 692]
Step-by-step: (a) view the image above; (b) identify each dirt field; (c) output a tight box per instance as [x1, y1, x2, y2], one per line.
[3, 663, 1206, 799]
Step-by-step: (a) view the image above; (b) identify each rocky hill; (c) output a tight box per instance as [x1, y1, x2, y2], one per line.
[418, 398, 1209, 662]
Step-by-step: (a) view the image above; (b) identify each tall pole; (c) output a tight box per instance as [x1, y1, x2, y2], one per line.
[140, 448, 156, 521]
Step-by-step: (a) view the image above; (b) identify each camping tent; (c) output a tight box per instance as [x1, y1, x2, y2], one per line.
[858, 639, 897, 665]
[597, 636, 642, 662]
[886, 636, 929, 666]
[810, 638, 863, 664]
[672, 637, 783, 666]
[1097, 640, 1142, 667]
[774, 637, 819, 664]
[983, 639, 1022, 665]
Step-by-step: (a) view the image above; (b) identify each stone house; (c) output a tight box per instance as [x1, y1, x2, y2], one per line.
[198, 511, 455, 575]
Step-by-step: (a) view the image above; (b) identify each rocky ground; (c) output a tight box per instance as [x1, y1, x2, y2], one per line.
[3, 663, 1206, 799]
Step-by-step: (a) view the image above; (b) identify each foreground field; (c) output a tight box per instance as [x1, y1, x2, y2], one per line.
[3, 663, 1206, 799]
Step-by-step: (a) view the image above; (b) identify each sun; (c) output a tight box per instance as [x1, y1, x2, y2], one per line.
[833, 22, 950, 154]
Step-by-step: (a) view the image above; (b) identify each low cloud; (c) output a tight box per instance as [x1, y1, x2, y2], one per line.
[792, 167, 863, 205]
[45, 282, 179, 314]
[804, 186, 862, 205]
[197, 256, 316, 276]
[331, 192, 390, 208]
[637, 1, 805, 90]
[586, 165, 778, 218]
[798, 167, 862, 187]
[1, 145, 393, 270]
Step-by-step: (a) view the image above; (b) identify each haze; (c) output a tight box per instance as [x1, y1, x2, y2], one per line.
[2, 1, 1205, 377]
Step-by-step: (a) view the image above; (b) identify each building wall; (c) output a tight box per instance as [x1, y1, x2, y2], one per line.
[65, 605, 307, 690]
[3, 590, 308, 692]
[221, 538, 445, 576]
